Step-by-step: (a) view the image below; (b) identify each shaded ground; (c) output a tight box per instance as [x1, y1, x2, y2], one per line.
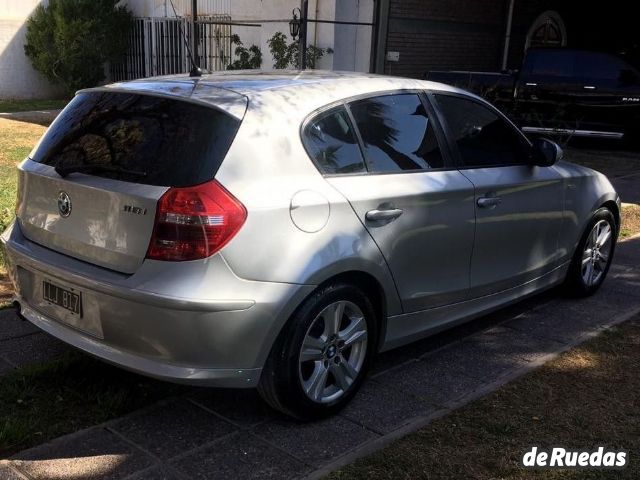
[563, 145, 640, 179]
[328, 314, 640, 480]
[0, 350, 188, 457]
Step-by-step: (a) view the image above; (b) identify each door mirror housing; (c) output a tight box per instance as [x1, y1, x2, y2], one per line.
[531, 138, 563, 167]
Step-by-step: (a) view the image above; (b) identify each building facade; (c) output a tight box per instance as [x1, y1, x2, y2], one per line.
[1, 0, 637, 99]
[0, 0, 63, 99]
[373, 0, 639, 78]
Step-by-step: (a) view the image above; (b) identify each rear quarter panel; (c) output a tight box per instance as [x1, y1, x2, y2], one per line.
[213, 89, 403, 317]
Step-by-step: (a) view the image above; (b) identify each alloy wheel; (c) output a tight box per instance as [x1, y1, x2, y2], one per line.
[581, 219, 613, 286]
[298, 300, 368, 404]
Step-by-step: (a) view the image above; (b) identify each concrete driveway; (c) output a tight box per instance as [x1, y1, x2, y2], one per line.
[1, 234, 639, 479]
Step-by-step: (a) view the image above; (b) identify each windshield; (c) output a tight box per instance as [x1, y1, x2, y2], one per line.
[31, 91, 241, 187]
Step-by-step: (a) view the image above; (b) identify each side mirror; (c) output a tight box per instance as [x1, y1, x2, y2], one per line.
[531, 138, 563, 167]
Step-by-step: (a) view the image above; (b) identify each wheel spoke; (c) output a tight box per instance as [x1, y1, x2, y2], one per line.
[597, 256, 608, 270]
[341, 359, 358, 379]
[582, 261, 594, 284]
[300, 336, 325, 362]
[589, 260, 597, 284]
[329, 362, 353, 391]
[590, 226, 599, 248]
[597, 225, 612, 248]
[338, 316, 368, 347]
[323, 301, 345, 337]
[304, 363, 329, 401]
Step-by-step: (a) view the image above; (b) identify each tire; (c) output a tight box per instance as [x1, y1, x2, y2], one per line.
[258, 283, 377, 420]
[564, 207, 617, 297]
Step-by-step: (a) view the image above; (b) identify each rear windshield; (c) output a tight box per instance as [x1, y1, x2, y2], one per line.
[31, 91, 241, 187]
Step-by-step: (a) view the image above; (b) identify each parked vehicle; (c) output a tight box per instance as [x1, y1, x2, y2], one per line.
[427, 48, 640, 142]
[1, 71, 620, 419]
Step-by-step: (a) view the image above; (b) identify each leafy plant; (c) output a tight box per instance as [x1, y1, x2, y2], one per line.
[24, 0, 133, 95]
[227, 34, 262, 70]
[267, 31, 333, 69]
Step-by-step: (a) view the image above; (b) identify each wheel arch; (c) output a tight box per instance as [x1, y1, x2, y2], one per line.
[313, 270, 389, 353]
[601, 200, 620, 234]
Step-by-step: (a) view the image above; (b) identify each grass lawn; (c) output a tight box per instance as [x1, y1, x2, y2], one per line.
[329, 315, 640, 480]
[0, 118, 48, 306]
[0, 99, 68, 114]
[0, 351, 189, 458]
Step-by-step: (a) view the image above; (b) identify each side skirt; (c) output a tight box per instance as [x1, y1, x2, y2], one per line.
[380, 262, 569, 352]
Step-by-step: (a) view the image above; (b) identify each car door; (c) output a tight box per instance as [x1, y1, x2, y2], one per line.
[309, 92, 476, 313]
[571, 51, 640, 134]
[431, 92, 565, 298]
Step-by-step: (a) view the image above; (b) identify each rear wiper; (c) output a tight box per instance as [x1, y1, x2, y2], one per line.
[55, 164, 148, 178]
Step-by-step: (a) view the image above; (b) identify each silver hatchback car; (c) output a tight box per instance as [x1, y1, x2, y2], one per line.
[2, 71, 619, 419]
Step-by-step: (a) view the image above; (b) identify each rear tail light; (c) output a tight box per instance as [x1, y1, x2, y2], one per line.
[146, 180, 247, 261]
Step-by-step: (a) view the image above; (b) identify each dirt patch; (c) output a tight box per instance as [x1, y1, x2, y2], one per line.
[621, 203, 640, 239]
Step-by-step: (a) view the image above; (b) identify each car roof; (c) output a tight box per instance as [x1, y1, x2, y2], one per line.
[82, 70, 467, 120]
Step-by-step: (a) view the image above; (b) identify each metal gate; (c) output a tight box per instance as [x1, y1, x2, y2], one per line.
[110, 15, 233, 81]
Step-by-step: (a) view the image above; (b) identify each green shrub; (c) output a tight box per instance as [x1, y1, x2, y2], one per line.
[227, 34, 262, 70]
[267, 31, 333, 69]
[24, 0, 133, 95]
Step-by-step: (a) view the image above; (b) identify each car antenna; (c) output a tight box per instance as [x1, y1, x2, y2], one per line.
[168, 0, 203, 77]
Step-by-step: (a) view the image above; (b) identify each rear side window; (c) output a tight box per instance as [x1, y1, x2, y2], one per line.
[348, 93, 444, 173]
[434, 94, 529, 168]
[302, 106, 366, 175]
[31, 91, 241, 187]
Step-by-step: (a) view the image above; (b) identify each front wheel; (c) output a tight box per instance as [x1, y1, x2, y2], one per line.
[564, 208, 617, 296]
[258, 283, 377, 420]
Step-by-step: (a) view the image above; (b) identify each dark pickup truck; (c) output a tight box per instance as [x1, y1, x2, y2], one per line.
[427, 48, 640, 141]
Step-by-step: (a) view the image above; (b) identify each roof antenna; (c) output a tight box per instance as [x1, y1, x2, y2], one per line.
[168, 0, 202, 77]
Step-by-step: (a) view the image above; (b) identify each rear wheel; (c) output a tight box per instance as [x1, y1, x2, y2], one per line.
[258, 283, 377, 420]
[564, 208, 617, 296]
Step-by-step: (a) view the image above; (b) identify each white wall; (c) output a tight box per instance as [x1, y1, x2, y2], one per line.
[230, 0, 373, 71]
[124, 0, 231, 17]
[123, 0, 373, 72]
[0, 0, 63, 99]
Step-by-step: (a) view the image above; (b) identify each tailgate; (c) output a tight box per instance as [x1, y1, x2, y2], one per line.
[15, 87, 245, 274]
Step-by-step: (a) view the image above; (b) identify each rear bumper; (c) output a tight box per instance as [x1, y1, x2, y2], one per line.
[1, 221, 315, 387]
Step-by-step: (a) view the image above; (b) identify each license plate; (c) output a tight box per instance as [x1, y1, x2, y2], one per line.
[42, 280, 82, 316]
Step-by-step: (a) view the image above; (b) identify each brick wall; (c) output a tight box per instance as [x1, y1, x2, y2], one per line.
[384, 0, 508, 78]
[382, 0, 573, 77]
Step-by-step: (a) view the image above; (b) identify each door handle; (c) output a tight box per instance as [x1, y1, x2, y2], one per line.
[365, 208, 403, 222]
[583, 85, 596, 90]
[477, 196, 502, 209]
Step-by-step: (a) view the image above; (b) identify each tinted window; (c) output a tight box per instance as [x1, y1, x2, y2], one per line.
[31, 91, 241, 187]
[303, 107, 366, 175]
[574, 52, 631, 81]
[527, 50, 574, 77]
[435, 95, 529, 168]
[349, 94, 444, 173]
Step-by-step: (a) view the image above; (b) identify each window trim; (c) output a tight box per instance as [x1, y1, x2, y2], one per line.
[428, 91, 534, 170]
[300, 104, 369, 176]
[300, 89, 456, 177]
